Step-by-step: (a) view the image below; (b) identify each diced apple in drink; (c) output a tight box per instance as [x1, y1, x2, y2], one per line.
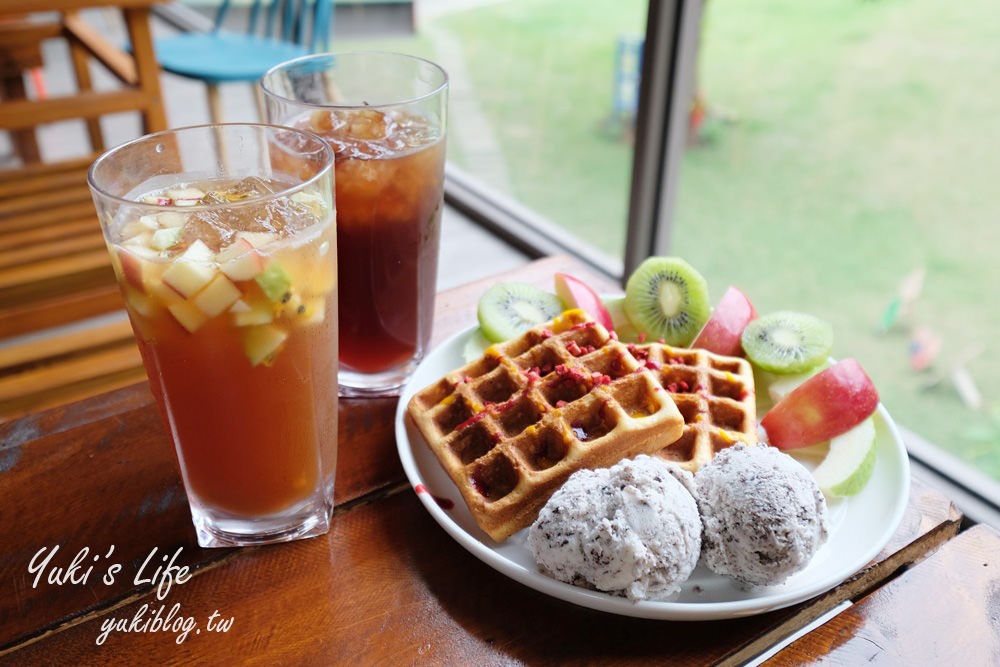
[243, 324, 288, 366]
[760, 358, 880, 450]
[217, 238, 265, 281]
[161, 240, 217, 298]
[255, 261, 292, 303]
[122, 218, 157, 239]
[157, 211, 188, 228]
[122, 284, 155, 318]
[166, 187, 205, 206]
[167, 300, 209, 334]
[233, 299, 274, 326]
[150, 227, 184, 251]
[554, 272, 614, 331]
[193, 274, 242, 317]
[117, 247, 152, 293]
[235, 231, 278, 249]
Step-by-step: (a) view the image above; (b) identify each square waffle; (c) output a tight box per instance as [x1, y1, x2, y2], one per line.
[628, 342, 757, 472]
[406, 310, 685, 542]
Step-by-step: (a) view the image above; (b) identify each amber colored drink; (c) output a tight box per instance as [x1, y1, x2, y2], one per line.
[90, 123, 339, 549]
[301, 109, 445, 376]
[122, 215, 338, 518]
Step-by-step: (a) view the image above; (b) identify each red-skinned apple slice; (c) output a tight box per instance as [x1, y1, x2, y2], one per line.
[761, 357, 879, 449]
[118, 247, 150, 293]
[217, 238, 265, 281]
[691, 285, 757, 356]
[554, 272, 614, 331]
[161, 240, 217, 298]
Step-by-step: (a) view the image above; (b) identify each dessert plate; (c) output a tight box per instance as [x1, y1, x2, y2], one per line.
[394, 325, 910, 621]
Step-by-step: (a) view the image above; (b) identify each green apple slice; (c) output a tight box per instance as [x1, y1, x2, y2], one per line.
[812, 417, 878, 497]
[255, 262, 292, 303]
[150, 226, 184, 251]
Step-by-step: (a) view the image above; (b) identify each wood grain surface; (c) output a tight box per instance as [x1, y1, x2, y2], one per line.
[768, 523, 1000, 666]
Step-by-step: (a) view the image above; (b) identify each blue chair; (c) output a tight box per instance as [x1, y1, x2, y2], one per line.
[155, 0, 334, 123]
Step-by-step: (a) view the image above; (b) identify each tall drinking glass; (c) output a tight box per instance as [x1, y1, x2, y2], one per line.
[88, 124, 338, 548]
[262, 51, 448, 396]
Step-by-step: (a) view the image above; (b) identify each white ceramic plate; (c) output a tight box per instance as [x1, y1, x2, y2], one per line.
[394, 325, 911, 621]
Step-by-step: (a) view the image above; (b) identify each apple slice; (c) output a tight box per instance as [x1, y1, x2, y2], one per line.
[150, 227, 183, 251]
[161, 240, 217, 298]
[690, 286, 757, 356]
[157, 211, 188, 228]
[255, 261, 292, 303]
[761, 358, 879, 449]
[243, 324, 288, 366]
[167, 300, 209, 334]
[765, 364, 830, 405]
[121, 285, 155, 318]
[193, 274, 242, 317]
[812, 417, 878, 497]
[233, 299, 274, 326]
[601, 295, 642, 343]
[117, 247, 153, 293]
[554, 272, 614, 331]
[235, 231, 278, 249]
[217, 238, 266, 281]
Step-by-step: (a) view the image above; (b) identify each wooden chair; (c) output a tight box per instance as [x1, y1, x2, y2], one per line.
[0, 4, 167, 422]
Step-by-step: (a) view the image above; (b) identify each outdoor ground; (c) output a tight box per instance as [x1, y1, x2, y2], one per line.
[314, 0, 1000, 479]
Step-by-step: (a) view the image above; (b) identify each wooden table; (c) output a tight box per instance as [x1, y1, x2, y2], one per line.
[1, 256, 997, 666]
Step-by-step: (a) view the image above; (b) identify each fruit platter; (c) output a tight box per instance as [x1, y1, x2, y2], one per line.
[396, 257, 910, 620]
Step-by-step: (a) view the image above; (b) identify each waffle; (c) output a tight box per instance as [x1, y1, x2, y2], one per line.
[406, 310, 685, 542]
[628, 342, 757, 472]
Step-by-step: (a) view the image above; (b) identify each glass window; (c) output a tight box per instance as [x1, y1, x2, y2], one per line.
[333, 0, 648, 266]
[671, 0, 1000, 484]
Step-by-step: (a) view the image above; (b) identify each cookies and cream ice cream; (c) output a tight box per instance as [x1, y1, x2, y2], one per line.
[695, 442, 829, 587]
[528, 455, 701, 601]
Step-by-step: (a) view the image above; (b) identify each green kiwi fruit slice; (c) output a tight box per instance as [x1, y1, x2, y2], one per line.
[741, 311, 834, 373]
[624, 257, 711, 346]
[477, 282, 564, 343]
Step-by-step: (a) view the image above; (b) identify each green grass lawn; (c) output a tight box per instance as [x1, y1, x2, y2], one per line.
[342, 0, 1000, 478]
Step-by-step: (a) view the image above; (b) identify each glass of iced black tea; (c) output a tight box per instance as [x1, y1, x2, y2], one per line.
[262, 52, 448, 396]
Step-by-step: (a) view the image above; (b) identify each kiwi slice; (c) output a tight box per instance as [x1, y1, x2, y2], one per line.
[477, 282, 564, 343]
[741, 311, 834, 373]
[624, 257, 711, 346]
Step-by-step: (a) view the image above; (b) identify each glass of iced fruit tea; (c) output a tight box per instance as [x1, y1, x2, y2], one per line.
[261, 51, 447, 395]
[88, 124, 338, 548]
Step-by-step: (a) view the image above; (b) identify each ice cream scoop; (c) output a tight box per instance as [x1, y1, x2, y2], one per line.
[528, 455, 702, 601]
[695, 442, 829, 587]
